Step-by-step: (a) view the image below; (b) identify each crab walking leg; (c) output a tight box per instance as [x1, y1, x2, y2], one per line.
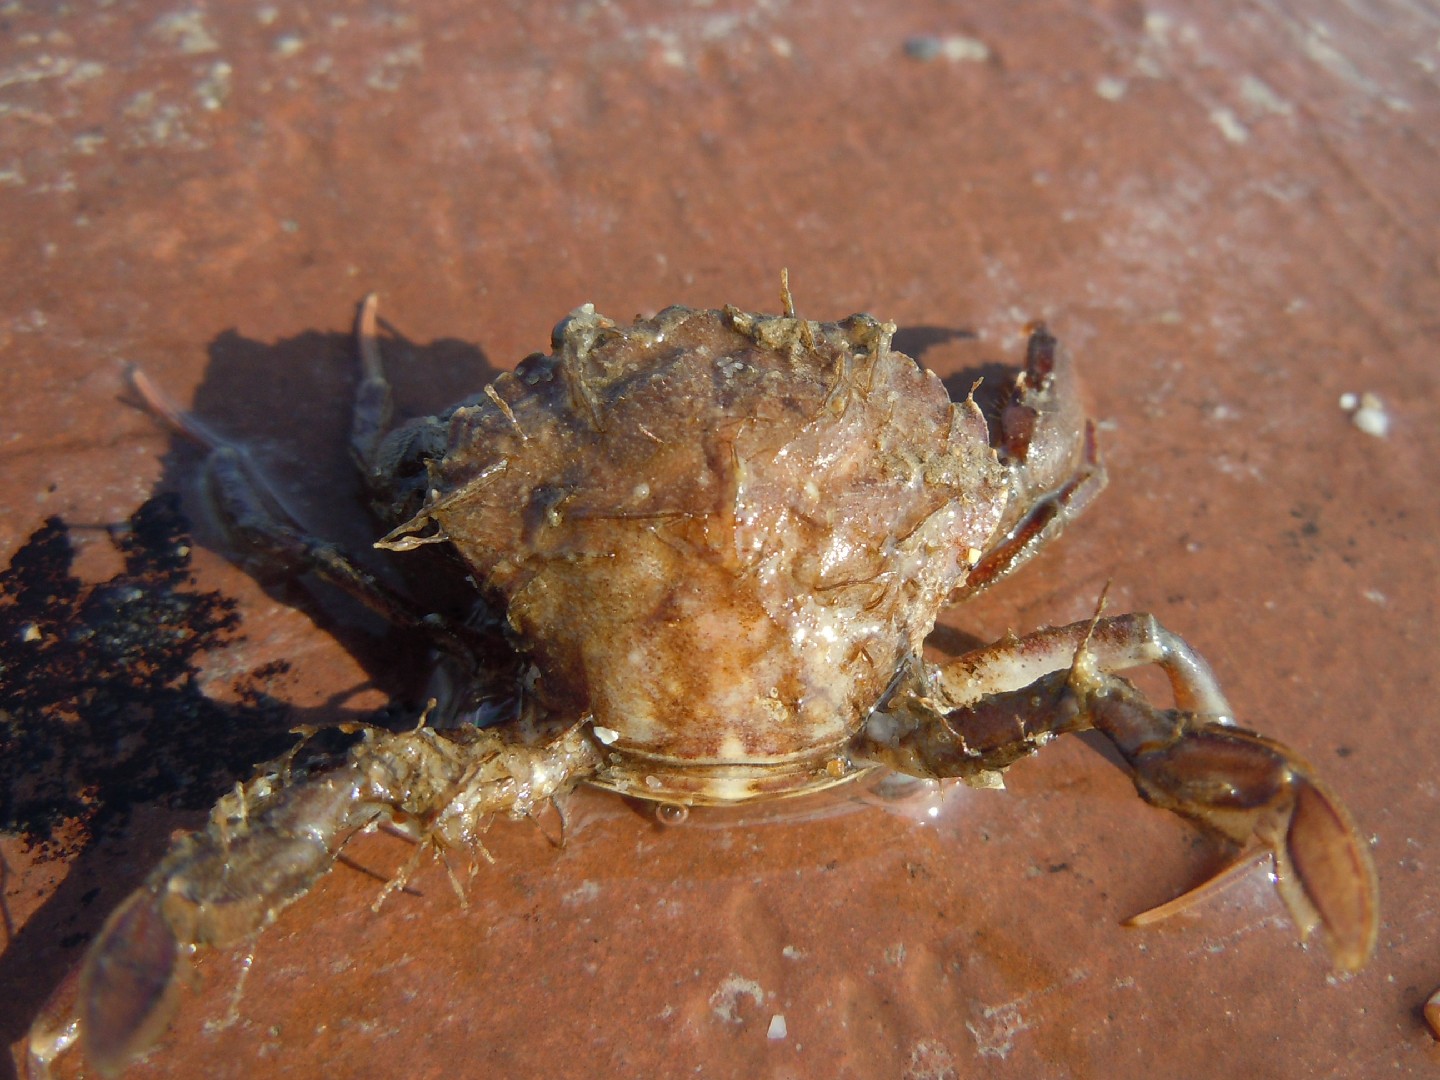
[350, 292, 394, 473]
[198, 447, 466, 639]
[952, 422, 1107, 600]
[953, 324, 1108, 601]
[130, 367, 502, 668]
[932, 613, 1236, 720]
[70, 725, 601, 1076]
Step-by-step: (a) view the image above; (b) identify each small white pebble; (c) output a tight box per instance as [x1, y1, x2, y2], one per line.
[767, 1014, 788, 1041]
[938, 35, 988, 62]
[592, 725, 620, 745]
[21, 623, 41, 643]
[1352, 410, 1388, 437]
[1352, 393, 1390, 438]
[1340, 391, 1389, 438]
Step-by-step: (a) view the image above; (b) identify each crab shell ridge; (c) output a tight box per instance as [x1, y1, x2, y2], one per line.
[389, 304, 1009, 803]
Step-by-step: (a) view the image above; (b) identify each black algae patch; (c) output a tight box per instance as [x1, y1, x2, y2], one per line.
[0, 494, 295, 855]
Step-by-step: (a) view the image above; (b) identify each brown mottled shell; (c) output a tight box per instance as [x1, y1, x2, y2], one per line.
[390, 304, 1008, 800]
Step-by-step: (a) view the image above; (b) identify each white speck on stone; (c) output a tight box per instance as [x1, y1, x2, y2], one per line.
[21, 623, 41, 643]
[904, 34, 989, 63]
[1209, 107, 1249, 144]
[966, 1001, 1030, 1059]
[766, 1014, 787, 1040]
[366, 41, 424, 92]
[709, 974, 765, 1024]
[150, 11, 219, 55]
[592, 725, 620, 745]
[273, 33, 305, 57]
[121, 90, 196, 149]
[938, 35, 989, 62]
[905, 1038, 957, 1079]
[64, 60, 106, 85]
[1095, 75, 1127, 101]
[1341, 391, 1389, 437]
[1144, 12, 1173, 39]
[1353, 394, 1389, 437]
[1362, 589, 1387, 605]
[781, 945, 805, 960]
[562, 880, 601, 905]
[196, 60, 231, 110]
[1239, 74, 1292, 115]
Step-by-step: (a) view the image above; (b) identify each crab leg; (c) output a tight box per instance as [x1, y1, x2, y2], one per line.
[954, 325, 1108, 600]
[862, 618, 1378, 973]
[67, 724, 601, 1076]
[128, 368, 503, 674]
[933, 612, 1235, 719]
[350, 292, 395, 474]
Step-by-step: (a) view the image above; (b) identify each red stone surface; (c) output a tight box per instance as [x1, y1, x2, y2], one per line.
[3, 2, 1437, 1078]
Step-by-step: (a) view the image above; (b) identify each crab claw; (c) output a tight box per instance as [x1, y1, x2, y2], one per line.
[1090, 680, 1379, 972]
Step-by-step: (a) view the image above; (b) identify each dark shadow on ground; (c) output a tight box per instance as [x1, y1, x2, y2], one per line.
[0, 311, 509, 1077]
[0, 498, 301, 1071]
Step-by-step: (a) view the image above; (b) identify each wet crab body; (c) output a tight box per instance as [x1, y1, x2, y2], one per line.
[372, 299, 1063, 803]
[46, 289, 1378, 1075]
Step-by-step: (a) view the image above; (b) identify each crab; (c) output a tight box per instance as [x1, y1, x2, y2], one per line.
[32, 281, 1378, 1075]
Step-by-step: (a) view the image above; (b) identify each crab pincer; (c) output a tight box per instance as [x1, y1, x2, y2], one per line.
[1100, 683, 1380, 973]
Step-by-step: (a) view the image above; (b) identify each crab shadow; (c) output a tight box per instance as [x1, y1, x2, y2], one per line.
[166, 313, 505, 633]
[0, 315, 502, 1076]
